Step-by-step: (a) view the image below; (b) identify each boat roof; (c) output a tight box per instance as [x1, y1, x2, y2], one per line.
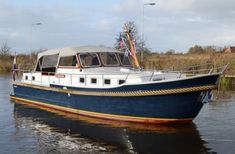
[38, 45, 121, 59]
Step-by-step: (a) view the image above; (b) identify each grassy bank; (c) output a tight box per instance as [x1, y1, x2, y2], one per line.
[0, 56, 14, 72]
[142, 52, 235, 75]
[220, 76, 235, 91]
[0, 54, 36, 73]
[1, 52, 235, 74]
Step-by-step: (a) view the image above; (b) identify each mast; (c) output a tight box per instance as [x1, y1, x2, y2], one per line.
[124, 24, 140, 68]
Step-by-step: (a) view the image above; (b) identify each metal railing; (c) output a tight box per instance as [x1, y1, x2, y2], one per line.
[13, 64, 228, 86]
[166, 63, 228, 76]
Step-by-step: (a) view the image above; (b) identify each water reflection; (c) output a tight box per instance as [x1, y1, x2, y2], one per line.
[13, 102, 216, 154]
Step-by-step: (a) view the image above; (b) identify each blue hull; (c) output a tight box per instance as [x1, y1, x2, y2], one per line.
[11, 74, 220, 124]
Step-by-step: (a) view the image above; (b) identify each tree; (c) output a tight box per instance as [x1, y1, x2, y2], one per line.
[187, 45, 204, 54]
[0, 42, 11, 57]
[115, 21, 150, 53]
[165, 49, 176, 55]
[115, 21, 138, 52]
[204, 45, 224, 53]
[188, 45, 223, 54]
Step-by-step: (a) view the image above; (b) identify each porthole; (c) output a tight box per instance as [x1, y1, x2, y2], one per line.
[119, 80, 125, 85]
[91, 78, 97, 84]
[80, 77, 85, 83]
[104, 79, 111, 85]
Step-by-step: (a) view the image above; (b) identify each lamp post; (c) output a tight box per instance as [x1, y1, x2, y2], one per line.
[141, 2, 156, 65]
[30, 23, 42, 53]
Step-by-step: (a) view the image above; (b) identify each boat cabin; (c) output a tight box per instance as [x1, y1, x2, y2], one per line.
[21, 46, 180, 88]
[34, 46, 133, 74]
[21, 46, 147, 88]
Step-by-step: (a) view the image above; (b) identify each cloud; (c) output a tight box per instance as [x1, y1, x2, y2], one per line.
[191, 0, 235, 15]
[0, 0, 235, 53]
[216, 35, 235, 42]
[158, 0, 194, 11]
[10, 32, 19, 39]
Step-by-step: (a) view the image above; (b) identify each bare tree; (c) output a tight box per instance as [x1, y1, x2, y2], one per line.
[115, 21, 150, 53]
[0, 42, 11, 57]
[188, 45, 204, 54]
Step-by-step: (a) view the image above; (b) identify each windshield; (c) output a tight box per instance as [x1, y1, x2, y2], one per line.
[42, 54, 59, 68]
[100, 52, 119, 66]
[59, 56, 77, 66]
[118, 53, 132, 67]
[80, 53, 100, 67]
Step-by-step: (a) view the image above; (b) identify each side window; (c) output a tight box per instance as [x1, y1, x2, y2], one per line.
[72, 56, 77, 66]
[35, 57, 43, 71]
[118, 53, 132, 66]
[42, 54, 58, 68]
[80, 53, 100, 67]
[100, 53, 119, 66]
[41, 54, 59, 74]
[59, 56, 77, 66]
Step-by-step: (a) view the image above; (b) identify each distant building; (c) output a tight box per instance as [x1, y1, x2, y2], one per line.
[224, 46, 235, 53]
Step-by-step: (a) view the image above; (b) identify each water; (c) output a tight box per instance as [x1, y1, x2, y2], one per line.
[1, 75, 235, 154]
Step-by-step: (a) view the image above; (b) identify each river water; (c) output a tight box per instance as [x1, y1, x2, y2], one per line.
[0, 75, 235, 154]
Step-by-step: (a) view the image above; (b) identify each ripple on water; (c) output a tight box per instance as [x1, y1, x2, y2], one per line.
[17, 119, 112, 153]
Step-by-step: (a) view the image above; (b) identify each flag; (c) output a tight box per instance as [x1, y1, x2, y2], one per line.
[13, 52, 18, 81]
[120, 37, 125, 49]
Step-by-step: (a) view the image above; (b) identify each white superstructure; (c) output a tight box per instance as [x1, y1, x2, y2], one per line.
[21, 46, 183, 88]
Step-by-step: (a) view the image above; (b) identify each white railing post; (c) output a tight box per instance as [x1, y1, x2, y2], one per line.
[58, 75, 60, 84]
[208, 68, 213, 74]
[31, 72, 33, 84]
[70, 74, 72, 86]
[48, 73, 50, 84]
[125, 72, 130, 82]
[41, 73, 42, 86]
[149, 70, 155, 81]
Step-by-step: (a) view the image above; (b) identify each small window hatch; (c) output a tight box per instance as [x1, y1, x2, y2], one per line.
[104, 79, 111, 85]
[119, 80, 125, 85]
[80, 77, 85, 83]
[91, 78, 97, 84]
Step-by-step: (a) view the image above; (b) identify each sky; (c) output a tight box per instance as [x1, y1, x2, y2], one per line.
[0, 0, 235, 53]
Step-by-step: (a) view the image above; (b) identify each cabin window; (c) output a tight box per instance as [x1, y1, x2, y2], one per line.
[80, 77, 85, 83]
[104, 79, 111, 85]
[41, 54, 59, 74]
[100, 53, 119, 66]
[59, 56, 77, 67]
[91, 78, 97, 84]
[25, 76, 28, 80]
[32, 76, 35, 81]
[79, 53, 100, 67]
[118, 53, 132, 67]
[42, 54, 58, 68]
[119, 80, 125, 85]
[35, 57, 43, 71]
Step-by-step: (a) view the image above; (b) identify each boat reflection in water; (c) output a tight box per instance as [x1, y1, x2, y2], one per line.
[13, 102, 215, 154]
